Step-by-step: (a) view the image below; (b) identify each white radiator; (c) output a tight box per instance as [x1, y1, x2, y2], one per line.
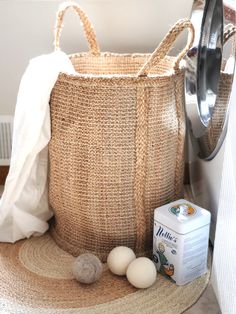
[0, 116, 13, 166]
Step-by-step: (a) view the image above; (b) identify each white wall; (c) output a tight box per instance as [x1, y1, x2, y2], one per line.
[0, 0, 192, 115]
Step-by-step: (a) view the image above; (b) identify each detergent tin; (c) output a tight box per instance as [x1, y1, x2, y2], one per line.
[153, 199, 211, 285]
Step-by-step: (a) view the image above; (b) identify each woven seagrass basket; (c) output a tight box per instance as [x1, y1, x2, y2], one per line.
[49, 2, 194, 261]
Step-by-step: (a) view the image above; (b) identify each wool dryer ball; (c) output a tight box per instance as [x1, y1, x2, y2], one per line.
[126, 257, 157, 289]
[72, 253, 103, 284]
[107, 246, 136, 276]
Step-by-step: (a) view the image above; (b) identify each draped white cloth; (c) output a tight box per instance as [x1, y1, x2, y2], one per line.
[211, 68, 236, 314]
[0, 51, 75, 242]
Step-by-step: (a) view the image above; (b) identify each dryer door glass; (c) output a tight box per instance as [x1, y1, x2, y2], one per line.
[185, 0, 236, 160]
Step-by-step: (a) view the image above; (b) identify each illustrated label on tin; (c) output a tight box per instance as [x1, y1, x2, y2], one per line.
[153, 220, 209, 285]
[153, 222, 179, 284]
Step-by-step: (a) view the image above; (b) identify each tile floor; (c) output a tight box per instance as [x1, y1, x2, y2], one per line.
[0, 185, 221, 313]
[184, 284, 221, 313]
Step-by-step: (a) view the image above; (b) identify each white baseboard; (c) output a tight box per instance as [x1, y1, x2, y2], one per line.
[0, 115, 13, 166]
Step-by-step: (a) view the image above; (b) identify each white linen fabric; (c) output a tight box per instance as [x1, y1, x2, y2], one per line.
[211, 69, 236, 314]
[0, 51, 75, 242]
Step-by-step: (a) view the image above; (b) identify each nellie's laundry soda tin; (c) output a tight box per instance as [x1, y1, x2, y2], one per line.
[153, 199, 211, 285]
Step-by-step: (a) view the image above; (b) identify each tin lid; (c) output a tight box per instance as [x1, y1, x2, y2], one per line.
[154, 199, 211, 234]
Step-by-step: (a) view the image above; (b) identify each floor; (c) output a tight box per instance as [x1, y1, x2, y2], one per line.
[0, 185, 221, 313]
[184, 284, 221, 314]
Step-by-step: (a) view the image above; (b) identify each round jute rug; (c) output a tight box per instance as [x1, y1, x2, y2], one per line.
[0, 233, 210, 314]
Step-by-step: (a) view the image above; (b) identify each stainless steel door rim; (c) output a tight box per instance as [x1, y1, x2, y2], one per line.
[185, 0, 227, 160]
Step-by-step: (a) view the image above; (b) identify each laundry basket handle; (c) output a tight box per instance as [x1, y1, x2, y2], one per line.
[54, 1, 100, 56]
[137, 19, 194, 77]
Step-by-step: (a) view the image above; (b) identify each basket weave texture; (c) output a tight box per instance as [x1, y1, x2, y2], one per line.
[49, 2, 194, 261]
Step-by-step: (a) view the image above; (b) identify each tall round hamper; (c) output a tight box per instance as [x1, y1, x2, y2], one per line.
[48, 2, 194, 261]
